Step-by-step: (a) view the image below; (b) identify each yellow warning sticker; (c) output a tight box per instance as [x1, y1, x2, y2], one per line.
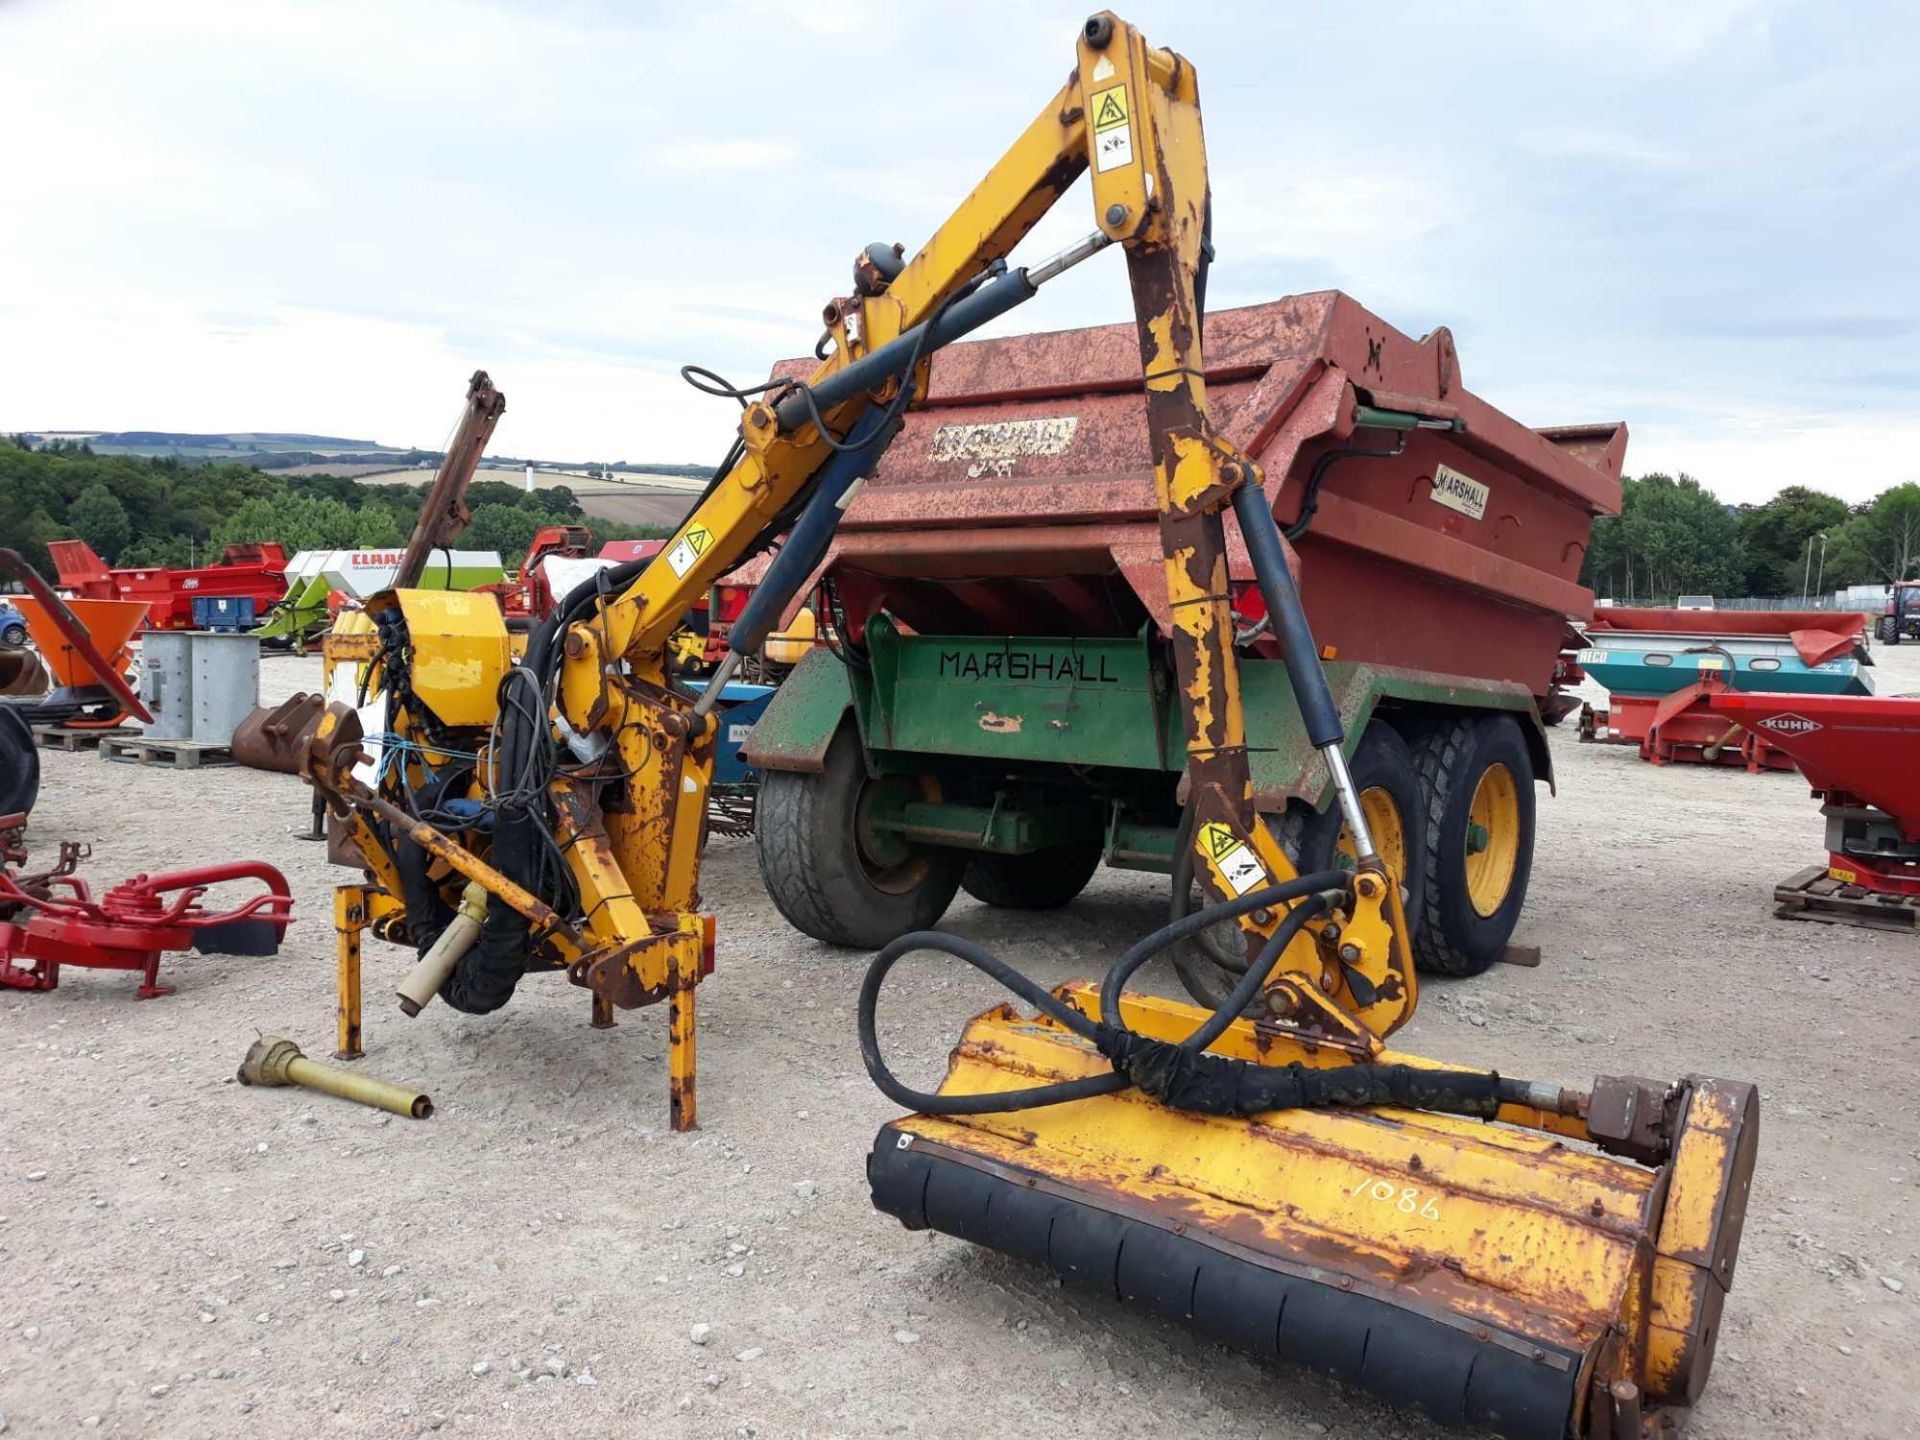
[1829, 865, 1858, 885]
[1091, 85, 1129, 131]
[1197, 822, 1268, 897]
[665, 525, 714, 578]
[1091, 85, 1133, 174]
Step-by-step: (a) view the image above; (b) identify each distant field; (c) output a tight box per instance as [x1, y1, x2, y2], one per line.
[341, 464, 702, 529]
[276, 462, 419, 480]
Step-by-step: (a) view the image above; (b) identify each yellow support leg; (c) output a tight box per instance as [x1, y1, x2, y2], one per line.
[333, 884, 368, 1061]
[668, 945, 697, 1132]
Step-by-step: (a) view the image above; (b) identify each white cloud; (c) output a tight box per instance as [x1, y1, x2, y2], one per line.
[1515, 126, 1690, 170]
[646, 138, 798, 172]
[0, 0, 1913, 505]
[1632, 410, 1920, 507]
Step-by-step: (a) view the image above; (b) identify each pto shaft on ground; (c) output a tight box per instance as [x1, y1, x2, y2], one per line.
[237, 1036, 434, 1119]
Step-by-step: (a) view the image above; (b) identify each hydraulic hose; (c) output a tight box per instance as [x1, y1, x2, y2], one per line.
[859, 874, 1334, 1115]
[439, 563, 653, 1015]
[859, 873, 1526, 1122]
[726, 405, 898, 659]
[1231, 483, 1342, 752]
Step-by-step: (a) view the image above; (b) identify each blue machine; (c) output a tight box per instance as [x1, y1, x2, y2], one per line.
[192, 595, 258, 632]
[706, 681, 776, 784]
[695, 680, 776, 837]
[1577, 631, 1873, 702]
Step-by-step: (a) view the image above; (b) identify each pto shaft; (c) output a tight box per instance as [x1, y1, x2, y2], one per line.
[395, 881, 489, 1016]
[238, 1036, 433, 1119]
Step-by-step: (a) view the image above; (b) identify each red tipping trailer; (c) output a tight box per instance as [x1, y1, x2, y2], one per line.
[781, 292, 1623, 704]
[748, 293, 1626, 984]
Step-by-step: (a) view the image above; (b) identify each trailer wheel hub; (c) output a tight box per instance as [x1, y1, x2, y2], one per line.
[1335, 786, 1407, 883]
[1465, 763, 1521, 916]
[854, 773, 942, 892]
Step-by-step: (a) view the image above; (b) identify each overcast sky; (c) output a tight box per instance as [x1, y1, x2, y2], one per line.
[3, 0, 1914, 502]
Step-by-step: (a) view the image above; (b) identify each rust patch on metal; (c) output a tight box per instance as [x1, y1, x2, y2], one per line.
[584, 935, 668, 1009]
[977, 711, 1024, 734]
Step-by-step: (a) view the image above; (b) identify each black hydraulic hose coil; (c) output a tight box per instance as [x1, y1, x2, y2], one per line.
[439, 562, 654, 1016]
[859, 872, 1511, 1122]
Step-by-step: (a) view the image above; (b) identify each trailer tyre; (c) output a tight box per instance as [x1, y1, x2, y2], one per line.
[755, 725, 964, 949]
[1175, 722, 1423, 1009]
[1408, 713, 1535, 977]
[961, 842, 1103, 910]
[0, 707, 40, 820]
[1284, 722, 1425, 931]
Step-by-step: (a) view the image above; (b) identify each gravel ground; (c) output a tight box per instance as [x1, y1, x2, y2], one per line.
[2, 646, 1918, 1439]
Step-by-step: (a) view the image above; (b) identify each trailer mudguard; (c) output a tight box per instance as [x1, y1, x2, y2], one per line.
[737, 647, 855, 775]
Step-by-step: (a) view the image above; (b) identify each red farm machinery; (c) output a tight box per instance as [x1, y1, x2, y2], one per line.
[1574, 607, 1874, 770]
[48, 538, 288, 632]
[0, 550, 294, 992]
[1689, 681, 1920, 929]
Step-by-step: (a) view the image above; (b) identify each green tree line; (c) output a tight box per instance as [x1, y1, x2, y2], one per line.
[0, 436, 673, 575]
[8, 434, 1913, 604]
[1581, 474, 1920, 603]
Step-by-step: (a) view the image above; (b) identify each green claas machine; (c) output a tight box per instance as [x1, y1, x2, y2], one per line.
[747, 293, 1626, 996]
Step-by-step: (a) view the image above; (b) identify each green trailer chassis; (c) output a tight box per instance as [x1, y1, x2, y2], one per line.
[744, 618, 1547, 872]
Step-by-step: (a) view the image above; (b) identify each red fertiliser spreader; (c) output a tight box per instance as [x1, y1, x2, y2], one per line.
[1695, 682, 1920, 930]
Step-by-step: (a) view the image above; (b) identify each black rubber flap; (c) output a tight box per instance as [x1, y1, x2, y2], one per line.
[190, 919, 282, 956]
[869, 1126, 1578, 1440]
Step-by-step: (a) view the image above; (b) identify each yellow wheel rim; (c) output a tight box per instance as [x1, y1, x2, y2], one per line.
[1464, 762, 1521, 917]
[1335, 786, 1407, 882]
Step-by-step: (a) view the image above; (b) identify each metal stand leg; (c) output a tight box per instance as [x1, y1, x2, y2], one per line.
[136, 952, 175, 999]
[334, 885, 367, 1061]
[591, 993, 617, 1030]
[294, 790, 327, 842]
[668, 948, 697, 1132]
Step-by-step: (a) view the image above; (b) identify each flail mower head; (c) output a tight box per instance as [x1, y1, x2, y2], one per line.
[870, 980, 1756, 1439]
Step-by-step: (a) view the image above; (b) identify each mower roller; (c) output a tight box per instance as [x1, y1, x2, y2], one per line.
[864, 852, 1755, 1438]
[871, 995, 1753, 1437]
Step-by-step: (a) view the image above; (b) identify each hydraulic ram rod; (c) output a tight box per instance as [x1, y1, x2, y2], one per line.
[1230, 483, 1379, 861]
[697, 233, 1116, 719]
[772, 232, 1112, 434]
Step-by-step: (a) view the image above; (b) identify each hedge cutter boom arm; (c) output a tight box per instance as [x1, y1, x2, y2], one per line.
[549, 10, 1414, 1058]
